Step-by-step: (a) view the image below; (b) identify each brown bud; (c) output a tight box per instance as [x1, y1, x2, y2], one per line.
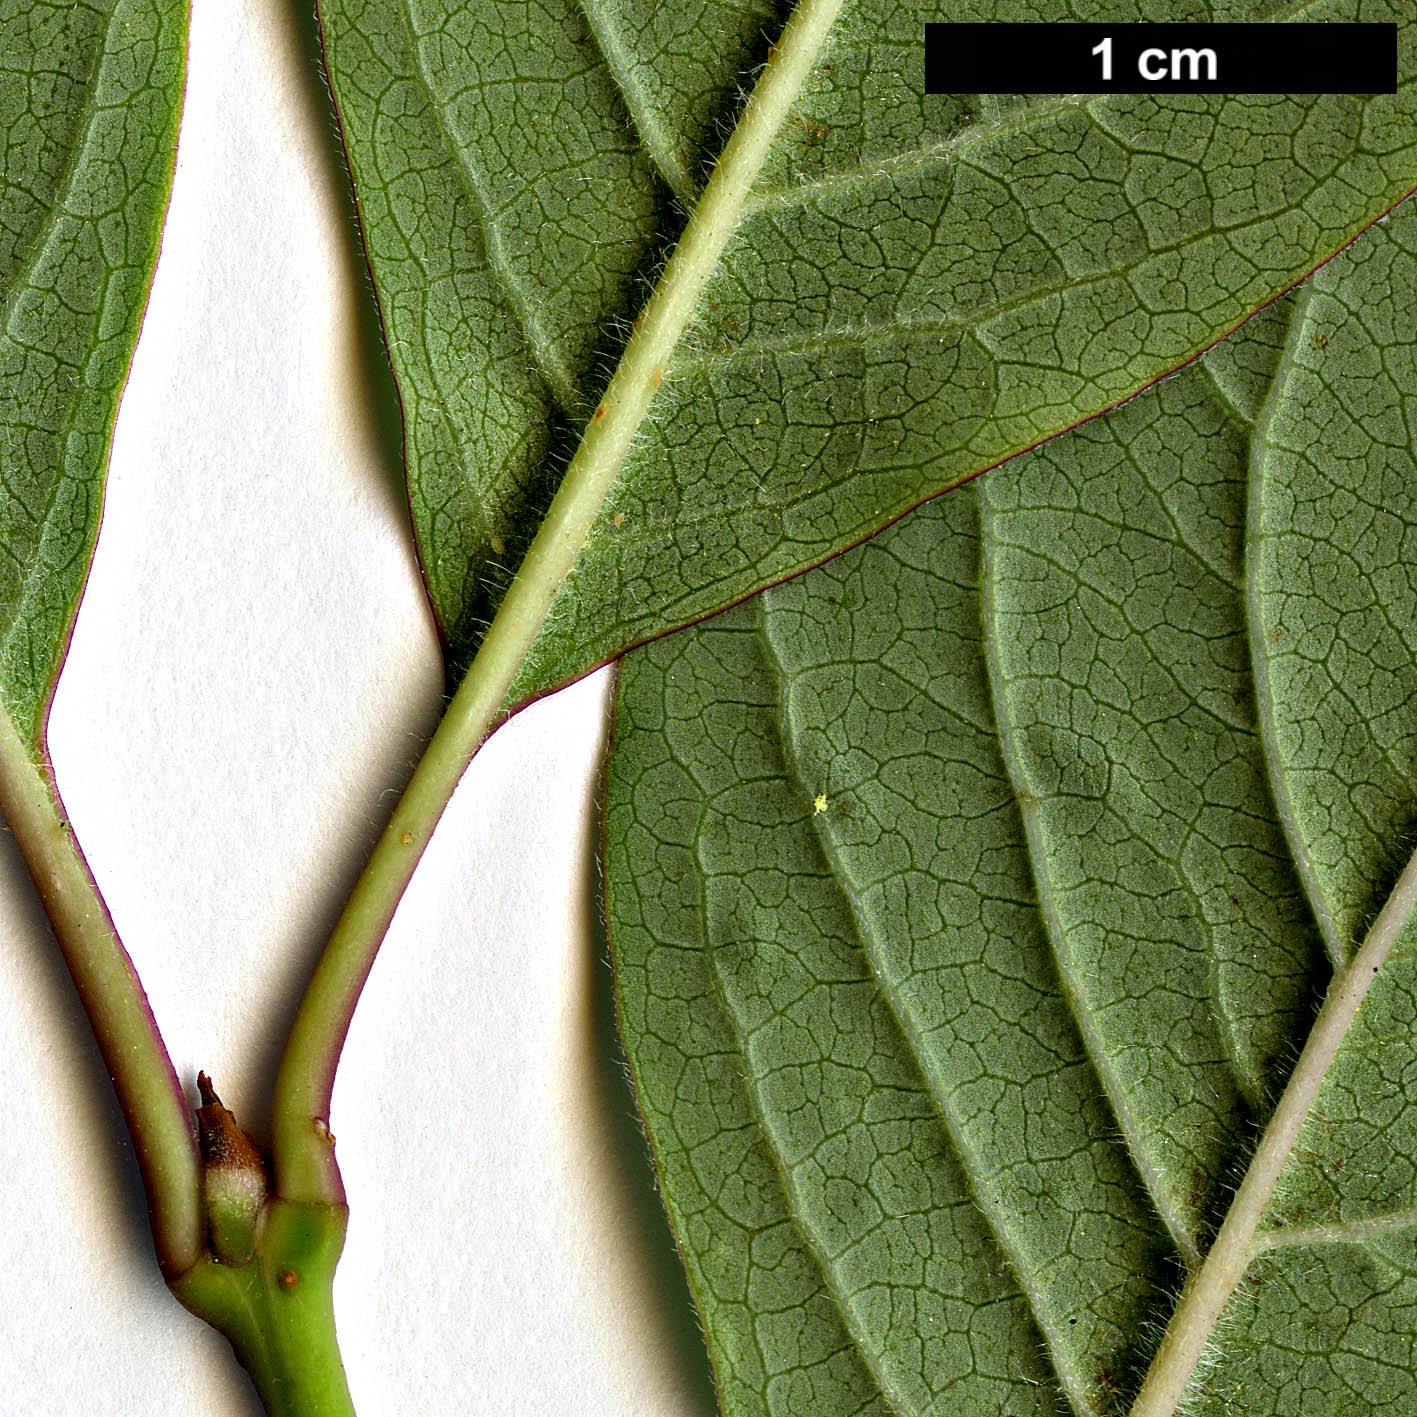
[196, 1072, 267, 1266]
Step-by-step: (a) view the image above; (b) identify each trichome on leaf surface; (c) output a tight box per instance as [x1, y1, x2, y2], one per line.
[2, 0, 1416, 1413]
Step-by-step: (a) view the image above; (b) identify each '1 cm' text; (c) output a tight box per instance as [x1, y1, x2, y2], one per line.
[1092, 36, 1218, 83]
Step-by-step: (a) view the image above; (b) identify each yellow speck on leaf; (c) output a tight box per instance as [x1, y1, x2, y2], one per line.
[813, 793, 828, 815]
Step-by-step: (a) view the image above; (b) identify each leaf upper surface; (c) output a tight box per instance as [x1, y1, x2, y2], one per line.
[605, 198, 1417, 1414]
[0, 0, 186, 744]
[320, 0, 1417, 699]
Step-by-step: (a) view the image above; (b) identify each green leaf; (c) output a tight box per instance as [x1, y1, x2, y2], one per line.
[604, 196, 1417, 1414]
[0, 0, 187, 745]
[0, 0, 201, 1287]
[317, 0, 1417, 701]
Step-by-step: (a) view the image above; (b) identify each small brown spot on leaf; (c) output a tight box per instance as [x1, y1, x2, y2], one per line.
[792, 112, 831, 150]
[279, 1270, 299, 1290]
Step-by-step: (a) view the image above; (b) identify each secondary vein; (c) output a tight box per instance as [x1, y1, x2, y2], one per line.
[975, 486, 1205, 1273]
[755, 646, 1110, 1416]
[0, 2, 115, 336]
[395, 0, 582, 411]
[1252, 1205, 1417, 1253]
[1242, 277, 1346, 968]
[574, 0, 699, 204]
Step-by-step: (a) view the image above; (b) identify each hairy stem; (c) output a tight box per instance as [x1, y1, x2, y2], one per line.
[271, 0, 845, 1205]
[1129, 839, 1417, 1417]
[0, 705, 201, 1274]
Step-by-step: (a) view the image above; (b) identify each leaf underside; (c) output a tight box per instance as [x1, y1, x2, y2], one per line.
[318, 0, 1417, 707]
[604, 198, 1417, 1416]
[0, 0, 186, 746]
[317, 0, 1417, 1410]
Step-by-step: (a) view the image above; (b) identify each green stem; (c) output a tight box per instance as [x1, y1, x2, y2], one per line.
[171, 1199, 355, 1417]
[1128, 838, 1417, 1417]
[271, 0, 844, 1206]
[0, 704, 201, 1275]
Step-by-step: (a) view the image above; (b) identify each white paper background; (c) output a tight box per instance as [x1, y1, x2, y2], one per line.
[0, 3, 715, 1412]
